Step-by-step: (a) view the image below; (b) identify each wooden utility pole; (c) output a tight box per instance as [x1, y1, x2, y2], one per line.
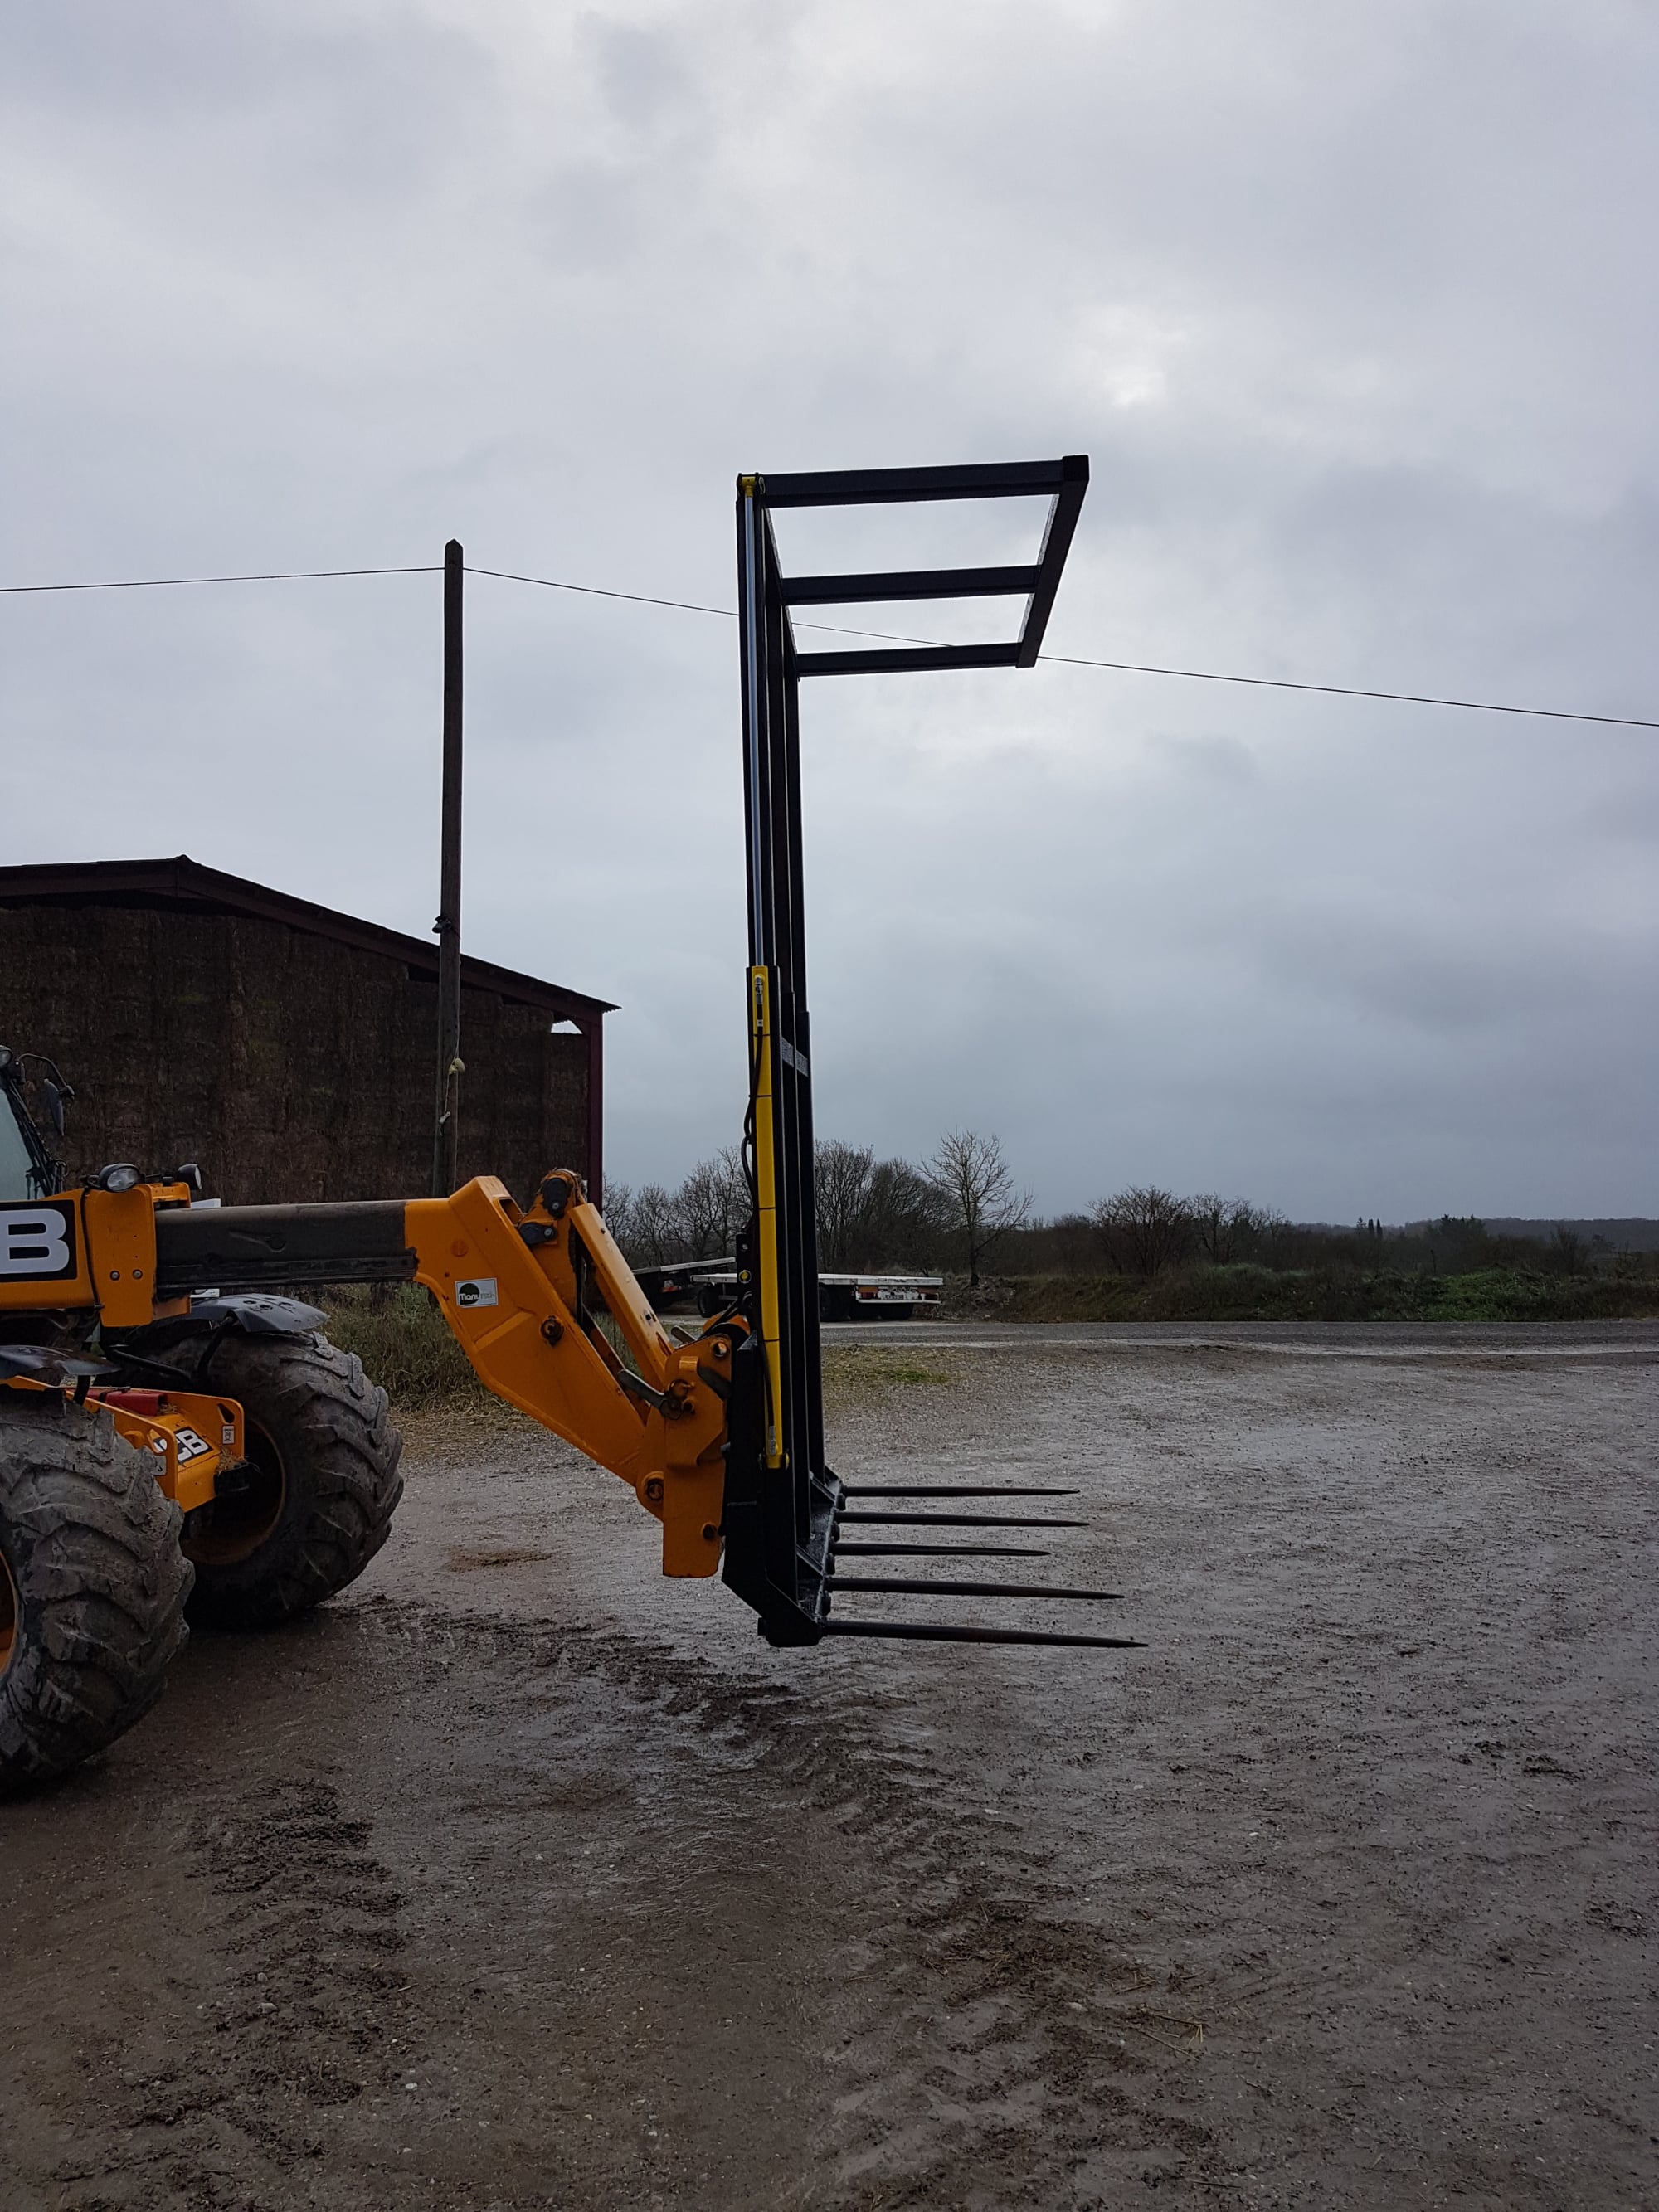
[431, 538, 464, 1197]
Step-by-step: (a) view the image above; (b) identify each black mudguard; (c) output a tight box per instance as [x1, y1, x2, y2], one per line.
[148, 1294, 328, 1337]
[105, 1294, 328, 1380]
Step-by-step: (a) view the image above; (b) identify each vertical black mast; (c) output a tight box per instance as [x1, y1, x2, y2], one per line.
[723, 457, 1094, 1650]
[431, 537, 464, 1198]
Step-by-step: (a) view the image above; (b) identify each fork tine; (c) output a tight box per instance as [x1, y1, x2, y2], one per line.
[823, 1620, 1144, 1650]
[841, 1485, 1081, 1499]
[829, 1575, 1123, 1601]
[836, 1510, 1088, 1529]
[829, 1540, 1052, 1558]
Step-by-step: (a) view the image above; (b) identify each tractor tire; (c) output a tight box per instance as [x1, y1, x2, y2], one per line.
[0, 1393, 192, 1796]
[180, 1332, 402, 1630]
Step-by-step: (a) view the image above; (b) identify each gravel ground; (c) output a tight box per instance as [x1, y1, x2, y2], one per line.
[2, 1323, 1655, 2211]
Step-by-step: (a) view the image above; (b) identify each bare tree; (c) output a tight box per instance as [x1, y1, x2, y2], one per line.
[613, 1180, 676, 1266]
[1253, 1206, 1297, 1270]
[1044, 1212, 1096, 1272]
[1091, 1186, 1194, 1276]
[600, 1178, 635, 1247]
[613, 1138, 943, 1274]
[863, 1156, 946, 1269]
[814, 1139, 947, 1270]
[670, 1145, 748, 1259]
[815, 1139, 875, 1271]
[1189, 1194, 1270, 1267]
[925, 1130, 1029, 1288]
[1546, 1223, 1586, 1276]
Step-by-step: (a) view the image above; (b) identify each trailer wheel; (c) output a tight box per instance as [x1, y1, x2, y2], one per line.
[0, 1394, 192, 1796]
[182, 1334, 402, 1630]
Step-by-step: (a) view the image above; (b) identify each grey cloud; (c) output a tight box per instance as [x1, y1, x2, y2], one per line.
[1, 0, 1655, 1220]
[1146, 735, 1262, 788]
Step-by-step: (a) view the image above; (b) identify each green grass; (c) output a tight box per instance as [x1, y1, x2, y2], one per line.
[980, 1266, 1659, 1325]
[316, 1265, 1657, 1422]
[821, 1345, 954, 1413]
[320, 1284, 489, 1407]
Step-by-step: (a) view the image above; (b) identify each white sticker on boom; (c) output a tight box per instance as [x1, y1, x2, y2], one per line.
[455, 1277, 499, 1310]
[0, 1204, 75, 1278]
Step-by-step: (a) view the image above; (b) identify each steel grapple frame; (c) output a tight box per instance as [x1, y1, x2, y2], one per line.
[718, 457, 1131, 1651]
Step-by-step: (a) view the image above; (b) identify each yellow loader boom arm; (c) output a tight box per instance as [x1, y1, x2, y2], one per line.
[0, 1169, 736, 1578]
[411, 1177, 734, 1577]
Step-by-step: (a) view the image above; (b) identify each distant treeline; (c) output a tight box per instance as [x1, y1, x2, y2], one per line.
[606, 1143, 1659, 1287]
[604, 1138, 980, 1274]
[1008, 1197, 1659, 1282]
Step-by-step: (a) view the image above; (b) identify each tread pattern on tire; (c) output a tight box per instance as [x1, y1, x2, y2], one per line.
[183, 1332, 403, 1630]
[0, 1398, 192, 1794]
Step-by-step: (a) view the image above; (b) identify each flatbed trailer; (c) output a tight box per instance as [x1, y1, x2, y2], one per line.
[636, 1258, 942, 1322]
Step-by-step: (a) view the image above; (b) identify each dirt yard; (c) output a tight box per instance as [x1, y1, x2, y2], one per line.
[2, 1323, 1655, 2211]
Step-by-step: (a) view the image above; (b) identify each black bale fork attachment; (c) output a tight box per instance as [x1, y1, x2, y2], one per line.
[718, 455, 1139, 1655]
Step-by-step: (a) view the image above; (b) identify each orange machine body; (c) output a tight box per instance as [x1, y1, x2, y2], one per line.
[1, 1172, 736, 1579]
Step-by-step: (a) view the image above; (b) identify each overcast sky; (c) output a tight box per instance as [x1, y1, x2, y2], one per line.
[3, 1, 1656, 1220]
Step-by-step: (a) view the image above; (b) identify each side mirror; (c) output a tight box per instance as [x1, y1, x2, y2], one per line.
[41, 1079, 70, 1139]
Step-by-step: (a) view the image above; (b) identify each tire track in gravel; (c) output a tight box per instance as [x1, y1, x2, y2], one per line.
[369, 1600, 1228, 2210]
[44, 1778, 416, 2212]
[20, 1594, 1223, 2212]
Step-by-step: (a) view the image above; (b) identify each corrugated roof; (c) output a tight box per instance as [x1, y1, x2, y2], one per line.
[0, 855, 615, 1023]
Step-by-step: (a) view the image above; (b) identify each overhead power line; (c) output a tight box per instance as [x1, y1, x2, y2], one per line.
[2, 557, 1655, 732]
[464, 564, 734, 621]
[474, 562, 1659, 731]
[1034, 652, 1659, 731]
[0, 564, 441, 594]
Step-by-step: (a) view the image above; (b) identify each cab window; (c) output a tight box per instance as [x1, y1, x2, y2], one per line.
[0, 1090, 44, 1203]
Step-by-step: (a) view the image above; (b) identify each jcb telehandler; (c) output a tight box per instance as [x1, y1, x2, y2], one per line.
[0, 455, 1129, 1795]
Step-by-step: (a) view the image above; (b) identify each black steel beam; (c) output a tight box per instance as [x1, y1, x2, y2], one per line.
[781, 564, 1038, 605]
[762, 458, 1082, 508]
[432, 538, 465, 1196]
[797, 642, 1022, 680]
[1016, 457, 1089, 666]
